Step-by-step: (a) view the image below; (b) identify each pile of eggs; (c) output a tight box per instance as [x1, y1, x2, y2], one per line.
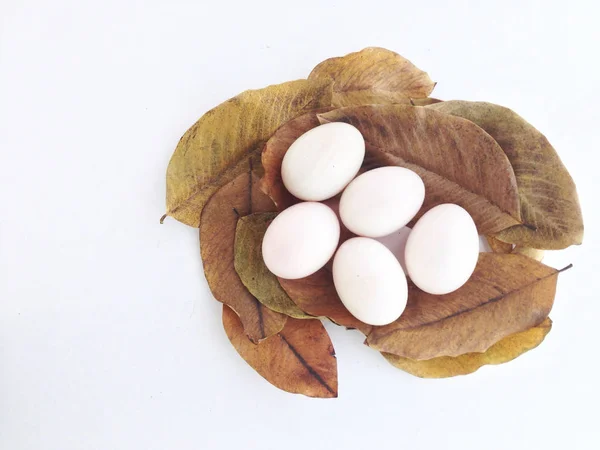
[262, 122, 479, 326]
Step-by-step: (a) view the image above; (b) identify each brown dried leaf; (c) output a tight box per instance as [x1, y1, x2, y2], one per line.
[486, 236, 513, 253]
[234, 213, 313, 319]
[428, 101, 584, 249]
[411, 97, 442, 106]
[278, 269, 372, 335]
[164, 79, 332, 227]
[200, 168, 287, 343]
[222, 305, 338, 398]
[308, 47, 435, 107]
[260, 108, 333, 210]
[383, 318, 552, 378]
[318, 105, 522, 234]
[366, 253, 560, 359]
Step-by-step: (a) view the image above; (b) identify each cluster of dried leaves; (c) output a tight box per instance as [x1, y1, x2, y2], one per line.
[163, 48, 583, 398]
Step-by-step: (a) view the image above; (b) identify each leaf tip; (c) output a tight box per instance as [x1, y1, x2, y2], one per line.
[316, 112, 332, 125]
[329, 344, 336, 358]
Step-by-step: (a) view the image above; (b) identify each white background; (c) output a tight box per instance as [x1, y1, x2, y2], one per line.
[1, 1, 599, 449]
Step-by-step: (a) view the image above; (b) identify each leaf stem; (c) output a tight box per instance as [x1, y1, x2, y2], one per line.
[558, 263, 573, 273]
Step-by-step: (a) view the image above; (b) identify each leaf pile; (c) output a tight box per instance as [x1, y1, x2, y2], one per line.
[164, 47, 582, 397]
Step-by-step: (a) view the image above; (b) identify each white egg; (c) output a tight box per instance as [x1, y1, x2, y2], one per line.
[339, 166, 425, 238]
[405, 204, 479, 295]
[281, 122, 365, 201]
[262, 202, 340, 279]
[333, 237, 408, 326]
[375, 226, 412, 273]
[478, 235, 492, 252]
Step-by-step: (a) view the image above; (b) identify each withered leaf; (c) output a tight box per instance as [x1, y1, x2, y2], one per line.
[366, 253, 560, 360]
[278, 269, 372, 335]
[319, 105, 522, 234]
[222, 305, 338, 398]
[234, 213, 313, 319]
[308, 47, 435, 107]
[428, 101, 584, 249]
[164, 79, 332, 227]
[260, 108, 333, 210]
[200, 168, 287, 343]
[383, 318, 552, 378]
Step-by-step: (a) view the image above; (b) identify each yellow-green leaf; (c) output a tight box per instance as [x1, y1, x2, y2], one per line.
[512, 245, 545, 261]
[308, 47, 435, 107]
[429, 101, 584, 249]
[383, 318, 552, 378]
[164, 79, 332, 227]
[234, 213, 313, 319]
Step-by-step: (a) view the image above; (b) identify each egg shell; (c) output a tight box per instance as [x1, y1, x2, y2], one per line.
[339, 166, 425, 238]
[262, 202, 340, 280]
[281, 122, 365, 201]
[333, 237, 408, 326]
[405, 204, 479, 295]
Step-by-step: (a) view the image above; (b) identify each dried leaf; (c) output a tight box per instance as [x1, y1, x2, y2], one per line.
[411, 97, 442, 106]
[200, 168, 287, 343]
[383, 318, 552, 378]
[486, 236, 513, 253]
[278, 269, 372, 335]
[164, 79, 332, 227]
[513, 246, 545, 262]
[260, 108, 333, 210]
[428, 101, 584, 249]
[318, 105, 522, 234]
[308, 47, 435, 107]
[234, 213, 313, 319]
[222, 305, 338, 398]
[366, 253, 560, 359]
